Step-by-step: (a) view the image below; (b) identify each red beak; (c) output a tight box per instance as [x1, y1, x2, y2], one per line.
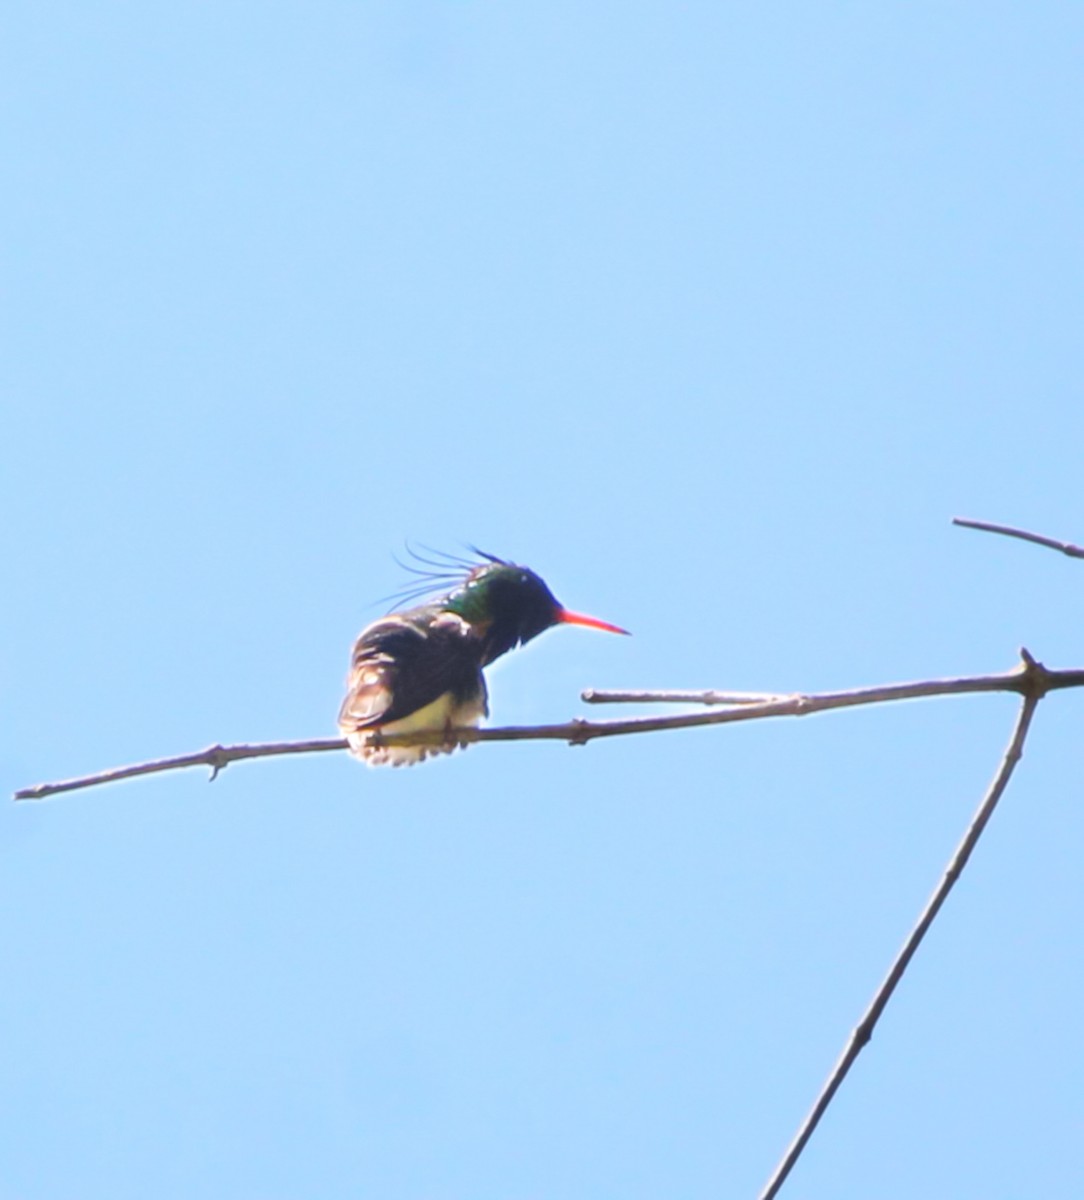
[555, 608, 630, 636]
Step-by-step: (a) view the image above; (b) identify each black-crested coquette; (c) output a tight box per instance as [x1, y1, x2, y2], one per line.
[339, 550, 628, 766]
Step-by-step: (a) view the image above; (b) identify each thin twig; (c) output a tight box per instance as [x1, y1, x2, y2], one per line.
[953, 517, 1084, 559]
[582, 688, 789, 705]
[758, 683, 1043, 1200]
[16, 655, 1080, 802]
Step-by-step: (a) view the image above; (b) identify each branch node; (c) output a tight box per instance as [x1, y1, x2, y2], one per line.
[852, 1018, 874, 1050]
[1016, 648, 1053, 700]
[567, 718, 592, 747]
[206, 745, 230, 782]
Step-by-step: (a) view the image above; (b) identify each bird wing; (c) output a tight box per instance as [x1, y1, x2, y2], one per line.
[338, 610, 485, 732]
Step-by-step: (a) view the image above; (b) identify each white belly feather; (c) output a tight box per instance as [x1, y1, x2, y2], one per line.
[346, 689, 488, 767]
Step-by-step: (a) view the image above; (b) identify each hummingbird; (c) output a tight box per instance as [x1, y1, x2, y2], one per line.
[338, 550, 629, 766]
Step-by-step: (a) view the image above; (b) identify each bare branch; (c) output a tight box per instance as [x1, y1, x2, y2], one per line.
[758, 687, 1042, 1200]
[14, 738, 347, 801]
[15, 653, 1077, 802]
[376, 655, 1067, 751]
[953, 517, 1084, 559]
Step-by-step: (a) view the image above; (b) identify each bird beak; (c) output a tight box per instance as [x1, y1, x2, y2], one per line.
[556, 608, 630, 636]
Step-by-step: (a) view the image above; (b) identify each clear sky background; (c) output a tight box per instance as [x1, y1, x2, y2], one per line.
[4, 4, 1083, 1197]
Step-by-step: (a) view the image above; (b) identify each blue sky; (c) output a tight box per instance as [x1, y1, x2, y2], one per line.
[4, 3, 1083, 1197]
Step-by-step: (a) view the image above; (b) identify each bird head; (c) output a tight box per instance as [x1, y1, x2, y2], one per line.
[395, 548, 629, 666]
